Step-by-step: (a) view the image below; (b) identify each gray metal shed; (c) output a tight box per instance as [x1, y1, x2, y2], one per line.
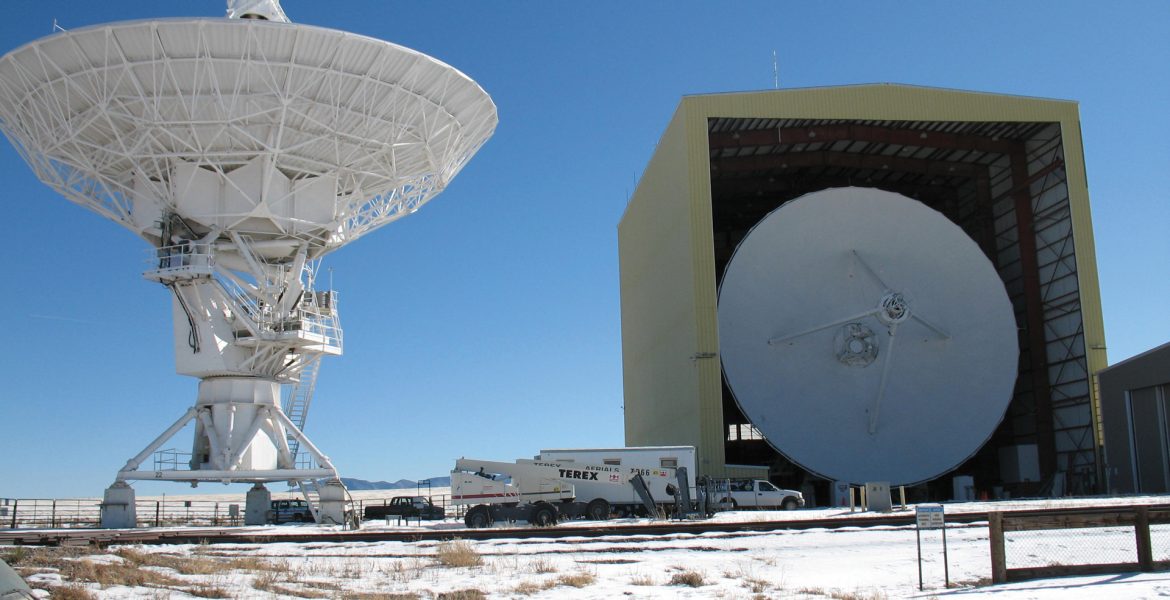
[1100, 341, 1170, 493]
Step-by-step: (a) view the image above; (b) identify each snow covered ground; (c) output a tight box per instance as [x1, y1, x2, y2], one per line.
[9, 496, 1170, 599]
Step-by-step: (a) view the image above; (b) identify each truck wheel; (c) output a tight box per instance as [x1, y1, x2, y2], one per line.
[464, 506, 492, 528]
[530, 504, 556, 527]
[586, 499, 610, 521]
[782, 498, 798, 511]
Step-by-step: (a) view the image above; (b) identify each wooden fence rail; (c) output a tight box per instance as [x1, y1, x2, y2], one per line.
[989, 505, 1170, 583]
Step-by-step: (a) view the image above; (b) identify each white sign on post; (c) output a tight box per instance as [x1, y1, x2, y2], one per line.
[916, 504, 945, 529]
[915, 504, 949, 590]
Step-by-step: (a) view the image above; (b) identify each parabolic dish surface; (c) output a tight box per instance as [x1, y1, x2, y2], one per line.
[0, 18, 497, 251]
[718, 187, 1018, 485]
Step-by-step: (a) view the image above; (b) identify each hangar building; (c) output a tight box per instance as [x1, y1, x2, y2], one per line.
[618, 84, 1107, 501]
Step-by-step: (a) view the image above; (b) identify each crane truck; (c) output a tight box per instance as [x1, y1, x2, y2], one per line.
[536, 446, 697, 516]
[446, 456, 631, 526]
[452, 447, 701, 527]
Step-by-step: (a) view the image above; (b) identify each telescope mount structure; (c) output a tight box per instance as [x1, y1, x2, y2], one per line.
[0, 0, 497, 526]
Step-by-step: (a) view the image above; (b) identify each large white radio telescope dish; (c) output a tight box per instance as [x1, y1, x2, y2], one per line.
[0, 3, 496, 527]
[0, 16, 496, 256]
[718, 187, 1018, 485]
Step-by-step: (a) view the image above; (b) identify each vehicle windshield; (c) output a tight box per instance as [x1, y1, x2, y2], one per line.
[759, 482, 779, 492]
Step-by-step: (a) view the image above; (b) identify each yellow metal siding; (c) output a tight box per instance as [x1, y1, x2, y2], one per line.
[682, 100, 729, 476]
[619, 107, 702, 448]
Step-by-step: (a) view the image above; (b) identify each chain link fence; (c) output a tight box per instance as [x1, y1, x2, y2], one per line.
[1004, 526, 1144, 568]
[2, 495, 457, 529]
[990, 506, 1170, 582]
[1, 498, 243, 528]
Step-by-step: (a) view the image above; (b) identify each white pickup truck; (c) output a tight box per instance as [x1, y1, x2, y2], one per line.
[719, 479, 804, 510]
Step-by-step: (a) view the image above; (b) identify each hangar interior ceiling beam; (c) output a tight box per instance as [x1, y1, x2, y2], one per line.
[712, 176, 961, 205]
[708, 123, 1020, 155]
[710, 150, 989, 179]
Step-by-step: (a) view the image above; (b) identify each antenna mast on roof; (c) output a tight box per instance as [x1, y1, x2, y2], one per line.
[772, 50, 779, 89]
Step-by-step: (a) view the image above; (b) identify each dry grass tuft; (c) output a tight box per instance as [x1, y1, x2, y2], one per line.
[62, 558, 187, 588]
[630, 574, 656, 586]
[437, 590, 486, 600]
[7, 547, 181, 595]
[290, 585, 333, 598]
[299, 579, 344, 592]
[528, 558, 558, 574]
[225, 555, 283, 572]
[116, 547, 284, 576]
[336, 593, 420, 600]
[332, 559, 367, 579]
[513, 579, 557, 595]
[7, 545, 299, 599]
[753, 555, 777, 566]
[117, 548, 221, 575]
[383, 558, 428, 582]
[742, 576, 770, 593]
[1, 547, 29, 565]
[555, 572, 597, 588]
[186, 583, 231, 598]
[799, 587, 888, 600]
[3, 547, 89, 570]
[435, 540, 483, 568]
[40, 585, 96, 600]
[669, 570, 706, 587]
[251, 570, 330, 598]
[252, 568, 281, 591]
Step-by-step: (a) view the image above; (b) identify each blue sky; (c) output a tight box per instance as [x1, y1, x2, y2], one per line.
[1, 1, 1167, 499]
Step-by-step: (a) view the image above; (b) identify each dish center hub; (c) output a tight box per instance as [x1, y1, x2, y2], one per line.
[877, 291, 911, 326]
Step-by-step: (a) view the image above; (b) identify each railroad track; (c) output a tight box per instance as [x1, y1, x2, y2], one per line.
[4, 504, 1164, 547]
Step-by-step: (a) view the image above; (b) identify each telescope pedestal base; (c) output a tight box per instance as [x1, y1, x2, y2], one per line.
[100, 481, 137, 529]
[317, 479, 348, 525]
[245, 484, 271, 526]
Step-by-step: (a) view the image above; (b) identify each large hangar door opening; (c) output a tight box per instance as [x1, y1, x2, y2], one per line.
[708, 117, 1098, 498]
[717, 188, 1019, 487]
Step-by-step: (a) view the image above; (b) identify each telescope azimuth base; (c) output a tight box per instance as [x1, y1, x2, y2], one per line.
[114, 379, 338, 485]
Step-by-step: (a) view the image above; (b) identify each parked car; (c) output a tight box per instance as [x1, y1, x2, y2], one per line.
[268, 499, 313, 523]
[363, 496, 446, 520]
[718, 479, 804, 510]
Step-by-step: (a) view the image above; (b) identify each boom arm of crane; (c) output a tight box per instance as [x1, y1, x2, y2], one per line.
[451, 458, 575, 506]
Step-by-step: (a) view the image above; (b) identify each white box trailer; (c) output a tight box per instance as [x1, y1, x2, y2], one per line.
[536, 446, 697, 516]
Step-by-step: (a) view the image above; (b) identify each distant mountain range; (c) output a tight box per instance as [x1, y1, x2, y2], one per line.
[339, 476, 451, 491]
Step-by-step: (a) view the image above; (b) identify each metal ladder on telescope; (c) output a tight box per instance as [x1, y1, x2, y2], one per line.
[284, 359, 322, 520]
[296, 480, 321, 523]
[284, 359, 320, 455]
